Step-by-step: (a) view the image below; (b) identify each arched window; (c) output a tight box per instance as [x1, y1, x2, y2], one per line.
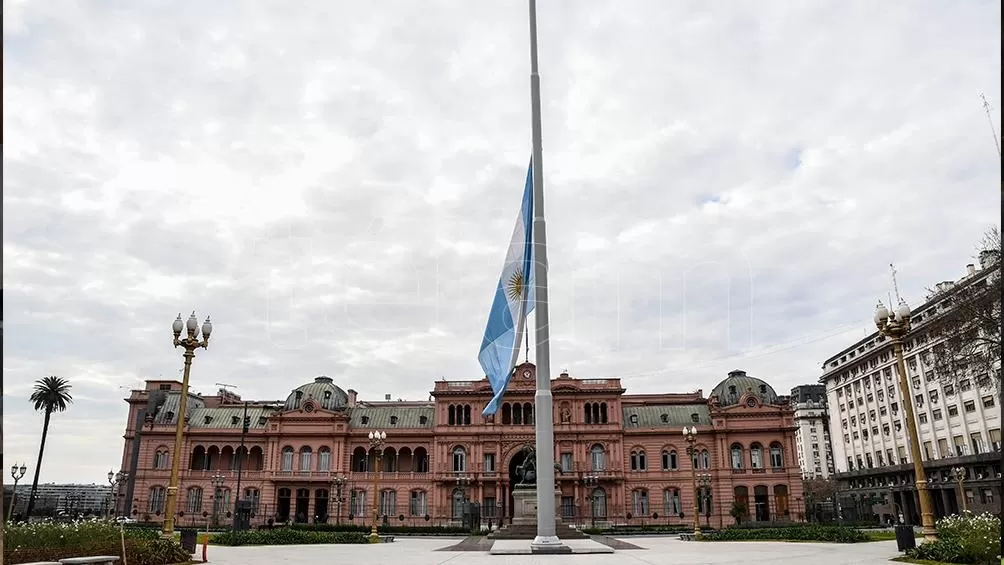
[661, 449, 678, 470]
[350, 489, 366, 516]
[299, 446, 313, 471]
[733, 486, 749, 523]
[463, 404, 472, 426]
[148, 486, 166, 513]
[700, 449, 710, 469]
[452, 446, 467, 472]
[773, 484, 789, 517]
[414, 447, 429, 473]
[281, 446, 295, 471]
[352, 446, 368, 472]
[663, 488, 681, 516]
[600, 403, 608, 423]
[523, 403, 534, 425]
[502, 403, 513, 425]
[213, 487, 231, 515]
[379, 489, 396, 517]
[590, 444, 606, 471]
[730, 443, 744, 470]
[513, 403, 523, 425]
[409, 490, 427, 516]
[244, 488, 260, 512]
[153, 448, 170, 469]
[590, 487, 607, 518]
[630, 449, 647, 471]
[185, 487, 203, 514]
[448, 405, 456, 426]
[318, 447, 331, 471]
[750, 443, 764, 470]
[584, 402, 593, 424]
[451, 488, 465, 518]
[592, 403, 600, 424]
[769, 442, 784, 469]
[631, 489, 649, 516]
[189, 446, 206, 470]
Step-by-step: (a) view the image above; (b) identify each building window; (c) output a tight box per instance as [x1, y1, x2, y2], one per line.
[148, 486, 166, 513]
[281, 446, 295, 471]
[590, 487, 607, 518]
[213, 488, 231, 516]
[982, 395, 996, 409]
[299, 447, 313, 471]
[631, 489, 650, 516]
[244, 488, 260, 512]
[483, 453, 496, 473]
[350, 489, 366, 516]
[750, 443, 764, 469]
[964, 400, 976, 413]
[185, 487, 203, 514]
[663, 488, 681, 516]
[730, 444, 744, 469]
[590, 444, 606, 471]
[769, 443, 783, 469]
[379, 490, 396, 517]
[318, 447, 331, 471]
[948, 404, 959, 416]
[630, 449, 647, 471]
[153, 449, 169, 469]
[409, 490, 427, 516]
[700, 449, 710, 469]
[661, 449, 678, 470]
[560, 452, 574, 473]
[452, 446, 467, 472]
[932, 409, 942, 421]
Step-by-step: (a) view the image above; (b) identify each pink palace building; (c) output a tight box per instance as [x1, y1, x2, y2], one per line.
[117, 364, 805, 529]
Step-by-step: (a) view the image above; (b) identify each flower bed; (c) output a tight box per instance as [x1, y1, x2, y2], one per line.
[210, 528, 370, 546]
[906, 512, 1000, 565]
[699, 524, 870, 543]
[4, 519, 191, 565]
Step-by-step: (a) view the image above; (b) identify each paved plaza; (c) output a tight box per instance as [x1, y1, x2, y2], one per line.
[202, 536, 906, 565]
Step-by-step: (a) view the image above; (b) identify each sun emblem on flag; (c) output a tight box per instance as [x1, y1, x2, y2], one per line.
[507, 269, 525, 301]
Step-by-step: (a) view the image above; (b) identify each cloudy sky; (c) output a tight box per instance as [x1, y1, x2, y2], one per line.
[3, 0, 1000, 485]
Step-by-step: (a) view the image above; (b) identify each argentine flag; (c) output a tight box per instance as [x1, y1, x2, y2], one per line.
[479, 164, 536, 417]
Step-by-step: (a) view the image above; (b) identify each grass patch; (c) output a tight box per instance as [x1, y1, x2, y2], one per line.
[865, 530, 923, 542]
[210, 528, 369, 546]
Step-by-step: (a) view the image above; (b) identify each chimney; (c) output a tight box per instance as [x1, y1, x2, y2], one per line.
[347, 389, 358, 407]
[384, 394, 392, 401]
[966, 264, 976, 276]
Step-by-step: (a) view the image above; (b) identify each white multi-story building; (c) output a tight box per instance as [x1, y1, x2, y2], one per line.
[791, 384, 834, 479]
[820, 255, 1001, 524]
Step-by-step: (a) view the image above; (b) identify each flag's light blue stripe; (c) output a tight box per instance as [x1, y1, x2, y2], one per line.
[479, 163, 535, 417]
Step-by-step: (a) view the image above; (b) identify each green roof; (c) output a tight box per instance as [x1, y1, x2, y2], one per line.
[622, 404, 711, 428]
[348, 405, 435, 429]
[151, 393, 273, 429]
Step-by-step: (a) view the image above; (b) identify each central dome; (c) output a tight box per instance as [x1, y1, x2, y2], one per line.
[284, 376, 349, 411]
[710, 370, 780, 407]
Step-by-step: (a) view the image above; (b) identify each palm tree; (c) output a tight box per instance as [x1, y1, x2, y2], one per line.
[24, 376, 73, 519]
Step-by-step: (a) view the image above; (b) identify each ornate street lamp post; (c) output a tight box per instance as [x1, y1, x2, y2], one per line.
[683, 426, 702, 538]
[874, 300, 937, 541]
[162, 312, 213, 538]
[951, 466, 968, 513]
[8, 464, 27, 522]
[368, 431, 387, 542]
[107, 470, 127, 519]
[697, 473, 712, 529]
[582, 474, 599, 528]
[331, 476, 348, 525]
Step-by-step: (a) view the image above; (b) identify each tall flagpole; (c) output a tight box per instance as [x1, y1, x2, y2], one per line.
[527, 0, 561, 549]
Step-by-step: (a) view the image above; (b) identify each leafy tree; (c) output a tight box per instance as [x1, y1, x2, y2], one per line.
[922, 226, 1001, 392]
[24, 376, 73, 519]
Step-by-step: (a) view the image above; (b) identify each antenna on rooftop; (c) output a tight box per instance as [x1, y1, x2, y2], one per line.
[980, 92, 1001, 158]
[216, 383, 238, 397]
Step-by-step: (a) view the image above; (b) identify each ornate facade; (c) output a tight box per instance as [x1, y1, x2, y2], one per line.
[118, 364, 804, 528]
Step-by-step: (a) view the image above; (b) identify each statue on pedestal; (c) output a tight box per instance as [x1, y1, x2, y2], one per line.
[516, 447, 537, 486]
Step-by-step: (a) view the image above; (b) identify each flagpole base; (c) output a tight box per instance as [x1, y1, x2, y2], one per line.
[531, 535, 570, 554]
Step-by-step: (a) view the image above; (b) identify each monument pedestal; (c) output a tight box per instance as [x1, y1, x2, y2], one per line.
[489, 486, 588, 540]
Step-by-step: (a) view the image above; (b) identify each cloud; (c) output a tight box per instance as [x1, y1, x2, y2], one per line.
[2, 0, 1000, 483]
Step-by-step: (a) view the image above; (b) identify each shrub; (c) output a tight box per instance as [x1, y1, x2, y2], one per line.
[211, 528, 369, 546]
[700, 524, 869, 543]
[286, 523, 469, 535]
[3, 519, 190, 565]
[906, 512, 1000, 565]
